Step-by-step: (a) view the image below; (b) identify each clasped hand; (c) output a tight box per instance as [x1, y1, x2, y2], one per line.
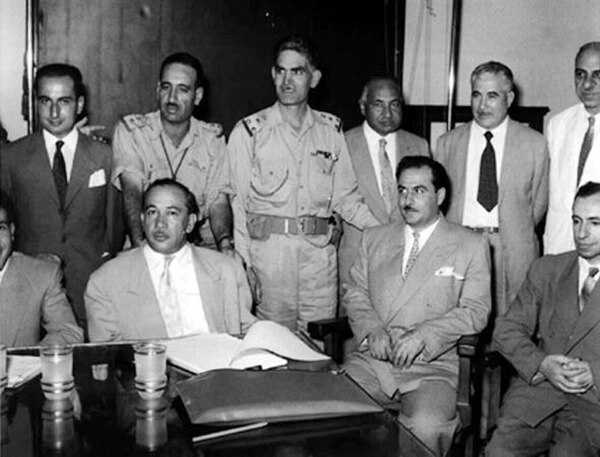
[539, 354, 594, 394]
[367, 327, 425, 368]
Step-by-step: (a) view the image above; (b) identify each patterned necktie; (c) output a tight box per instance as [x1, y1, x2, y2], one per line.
[158, 255, 183, 337]
[580, 266, 599, 312]
[577, 116, 595, 185]
[378, 138, 398, 215]
[52, 140, 68, 210]
[477, 131, 498, 212]
[403, 231, 420, 279]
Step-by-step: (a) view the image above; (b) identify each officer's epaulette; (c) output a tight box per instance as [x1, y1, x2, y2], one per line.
[241, 113, 266, 137]
[316, 111, 343, 132]
[197, 120, 224, 138]
[121, 114, 149, 132]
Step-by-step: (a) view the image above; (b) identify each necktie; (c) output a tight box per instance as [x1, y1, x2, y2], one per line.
[477, 131, 498, 212]
[158, 255, 183, 337]
[378, 138, 398, 214]
[577, 116, 595, 185]
[580, 266, 599, 312]
[52, 140, 68, 210]
[403, 231, 420, 279]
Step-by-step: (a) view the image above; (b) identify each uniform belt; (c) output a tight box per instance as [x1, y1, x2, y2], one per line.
[248, 214, 330, 236]
[466, 226, 499, 234]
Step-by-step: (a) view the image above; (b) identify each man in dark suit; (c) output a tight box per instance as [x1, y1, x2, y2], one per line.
[343, 156, 491, 456]
[487, 181, 600, 456]
[0, 63, 122, 332]
[338, 76, 429, 296]
[0, 195, 83, 347]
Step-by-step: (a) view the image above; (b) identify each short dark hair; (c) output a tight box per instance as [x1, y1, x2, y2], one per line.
[273, 34, 319, 69]
[360, 75, 404, 105]
[470, 61, 514, 92]
[35, 63, 85, 98]
[159, 52, 205, 89]
[396, 156, 450, 193]
[576, 42, 600, 63]
[575, 181, 600, 200]
[0, 190, 15, 224]
[143, 179, 199, 217]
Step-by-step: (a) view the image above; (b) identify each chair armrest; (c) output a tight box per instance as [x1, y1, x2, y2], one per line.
[307, 316, 353, 364]
[456, 334, 483, 432]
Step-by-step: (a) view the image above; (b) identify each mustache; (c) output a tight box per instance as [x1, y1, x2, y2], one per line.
[402, 205, 416, 212]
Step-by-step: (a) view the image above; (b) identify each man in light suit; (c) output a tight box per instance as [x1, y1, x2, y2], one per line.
[434, 61, 548, 436]
[339, 76, 429, 297]
[343, 156, 491, 456]
[0, 64, 123, 332]
[487, 181, 600, 456]
[0, 196, 83, 347]
[85, 179, 255, 342]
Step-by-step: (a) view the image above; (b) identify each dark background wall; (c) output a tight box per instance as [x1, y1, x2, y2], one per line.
[38, 0, 389, 137]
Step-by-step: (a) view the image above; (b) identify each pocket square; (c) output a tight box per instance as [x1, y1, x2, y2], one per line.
[434, 266, 465, 280]
[88, 169, 106, 188]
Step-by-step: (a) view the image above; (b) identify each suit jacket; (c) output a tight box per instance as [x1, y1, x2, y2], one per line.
[338, 126, 430, 288]
[0, 132, 123, 324]
[343, 217, 491, 395]
[85, 245, 256, 342]
[435, 119, 549, 305]
[493, 252, 600, 446]
[0, 252, 84, 347]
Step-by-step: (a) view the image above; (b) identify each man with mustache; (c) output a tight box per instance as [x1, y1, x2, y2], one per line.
[112, 52, 233, 254]
[226, 35, 377, 332]
[343, 156, 491, 456]
[545, 42, 600, 255]
[85, 179, 255, 342]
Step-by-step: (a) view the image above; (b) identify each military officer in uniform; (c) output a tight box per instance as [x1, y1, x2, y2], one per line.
[112, 52, 233, 253]
[227, 35, 378, 331]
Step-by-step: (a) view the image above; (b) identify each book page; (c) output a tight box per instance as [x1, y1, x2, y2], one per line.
[166, 333, 241, 373]
[7, 355, 41, 389]
[233, 321, 330, 364]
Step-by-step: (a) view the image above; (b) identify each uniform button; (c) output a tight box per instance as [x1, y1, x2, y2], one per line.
[61, 235, 67, 242]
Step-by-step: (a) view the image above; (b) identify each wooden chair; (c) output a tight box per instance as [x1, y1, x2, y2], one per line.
[308, 316, 485, 457]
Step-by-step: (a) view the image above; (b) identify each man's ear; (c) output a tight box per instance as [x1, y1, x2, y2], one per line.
[310, 69, 322, 89]
[9, 222, 15, 239]
[76, 96, 85, 116]
[194, 87, 204, 106]
[507, 90, 515, 108]
[437, 187, 447, 208]
[270, 66, 277, 83]
[186, 213, 198, 233]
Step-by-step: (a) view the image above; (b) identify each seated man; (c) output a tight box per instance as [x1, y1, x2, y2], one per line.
[85, 179, 255, 342]
[487, 181, 600, 456]
[343, 156, 491, 456]
[0, 194, 84, 346]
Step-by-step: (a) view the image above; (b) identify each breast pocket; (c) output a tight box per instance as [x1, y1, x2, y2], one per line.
[308, 151, 335, 206]
[249, 148, 291, 206]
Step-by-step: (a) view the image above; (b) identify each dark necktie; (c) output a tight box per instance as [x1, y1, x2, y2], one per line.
[577, 116, 595, 185]
[580, 266, 599, 312]
[52, 140, 68, 210]
[477, 131, 498, 212]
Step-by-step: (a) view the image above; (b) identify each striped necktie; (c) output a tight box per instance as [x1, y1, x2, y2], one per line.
[158, 255, 183, 336]
[580, 266, 599, 312]
[577, 116, 595, 185]
[378, 138, 398, 215]
[403, 231, 420, 279]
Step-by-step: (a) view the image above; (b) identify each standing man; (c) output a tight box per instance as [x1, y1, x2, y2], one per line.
[112, 52, 233, 253]
[227, 35, 378, 331]
[545, 42, 600, 254]
[487, 181, 600, 456]
[343, 156, 491, 456]
[0, 63, 121, 331]
[435, 61, 548, 319]
[339, 75, 429, 295]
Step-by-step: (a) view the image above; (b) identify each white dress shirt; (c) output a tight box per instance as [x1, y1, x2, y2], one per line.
[143, 243, 209, 335]
[0, 256, 10, 285]
[545, 104, 600, 254]
[43, 128, 79, 181]
[363, 121, 398, 195]
[402, 218, 440, 272]
[578, 257, 600, 294]
[462, 118, 508, 228]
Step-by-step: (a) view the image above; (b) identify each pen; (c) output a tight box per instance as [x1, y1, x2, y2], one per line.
[192, 421, 268, 443]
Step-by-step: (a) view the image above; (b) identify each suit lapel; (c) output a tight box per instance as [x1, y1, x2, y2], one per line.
[65, 135, 98, 209]
[191, 248, 224, 333]
[449, 126, 470, 222]
[350, 132, 389, 222]
[0, 255, 32, 346]
[499, 119, 518, 206]
[24, 133, 60, 207]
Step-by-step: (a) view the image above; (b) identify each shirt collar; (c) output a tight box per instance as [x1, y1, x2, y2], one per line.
[471, 116, 509, 138]
[43, 127, 79, 153]
[578, 256, 600, 278]
[0, 254, 11, 285]
[143, 242, 191, 269]
[362, 121, 396, 143]
[404, 217, 440, 243]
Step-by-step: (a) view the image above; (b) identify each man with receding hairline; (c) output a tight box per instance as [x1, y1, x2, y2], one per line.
[545, 42, 600, 255]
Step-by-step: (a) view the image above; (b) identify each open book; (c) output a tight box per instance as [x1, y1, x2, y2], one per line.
[7, 355, 42, 389]
[166, 320, 329, 373]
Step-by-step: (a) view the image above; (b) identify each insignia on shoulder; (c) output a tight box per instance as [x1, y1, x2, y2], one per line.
[241, 114, 265, 137]
[317, 112, 343, 132]
[199, 120, 224, 138]
[122, 114, 149, 131]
